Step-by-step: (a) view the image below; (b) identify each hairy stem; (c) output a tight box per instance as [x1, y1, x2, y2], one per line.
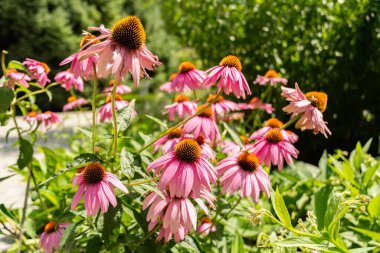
[91, 63, 98, 154]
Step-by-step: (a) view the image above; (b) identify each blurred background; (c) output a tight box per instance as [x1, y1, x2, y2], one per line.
[1, 0, 379, 164]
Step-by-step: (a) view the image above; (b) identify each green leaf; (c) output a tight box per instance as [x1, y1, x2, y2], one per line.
[116, 99, 135, 132]
[319, 150, 329, 180]
[0, 112, 10, 126]
[231, 232, 244, 253]
[66, 153, 100, 168]
[342, 161, 357, 186]
[0, 203, 18, 222]
[222, 122, 243, 148]
[363, 161, 379, 187]
[350, 226, 380, 242]
[17, 138, 34, 169]
[272, 237, 337, 252]
[59, 223, 77, 252]
[362, 138, 372, 154]
[144, 114, 167, 129]
[101, 203, 122, 248]
[368, 193, 380, 218]
[271, 188, 293, 229]
[120, 147, 134, 179]
[324, 192, 340, 231]
[0, 87, 14, 113]
[7, 60, 27, 71]
[314, 185, 331, 230]
[75, 127, 92, 139]
[85, 235, 102, 253]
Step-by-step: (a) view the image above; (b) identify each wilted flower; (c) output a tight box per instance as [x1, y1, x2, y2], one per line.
[160, 73, 177, 92]
[170, 62, 204, 91]
[102, 79, 132, 94]
[54, 70, 84, 92]
[23, 58, 51, 86]
[254, 69, 287, 86]
[4, 69, 31, 88]
[39, 221, 69, 253]
[98, 94, 136, 122]
[63, 96, 88, 112]
[165, 94, 197, 121]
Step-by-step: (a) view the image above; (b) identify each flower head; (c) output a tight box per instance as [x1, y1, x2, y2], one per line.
[39, 221, 69, 253]
[102, 79, 132, 94]
[204, 55, 251, 99]
[238, 97, 275, 114]
[165, 94, 197, 121]
[63, 96, 88, 111]
[170, 61, 204, 92]
[40, 111, 62, 127]
[55, 70, 84, 92]
[160, 73, 177, 92]
[207, 94, 238, 117]
[98, 94, 136, 122]
[71, 162, 129, 216]
[23, 58, 51, 86]
[221, 136, 252, 156]
[4, 69, 31, 88]
[250, 118, 290, 141]
[254, 69, 287, 86]
[153, 128, 183, 153]
[197, 217, 217, 235]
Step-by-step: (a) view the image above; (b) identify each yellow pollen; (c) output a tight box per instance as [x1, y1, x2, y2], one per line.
[67, 96, 77, 103]
[178, 62, 195, 73]
[237, 152, 259, 172]
[219, 55, 242, 71]
[196, 105, 213, 118]
[40, 62, 50, 74]
[265, 129, 283, 143]
[167, 128, 183, 139]
[175, 94, 190, 103]
[106, 94, 123, 103]
[264, 69, 279, 78]
[44, 221, 57, 233]
[249, 97, 260, 104]
[169, 73, 177, 82]
[111, 16, 146, 50]
[305, 91, 328, 113]
[175, 139, 201, 163]
[240, 135, 249, 145]
[201, 217, 212, 223]
[207, 94, 224, 103]
[265, 118, 283, 128]
[28, 111, 37, 117]
[79, 34, 100, 49]
[82, 162, 106, 184]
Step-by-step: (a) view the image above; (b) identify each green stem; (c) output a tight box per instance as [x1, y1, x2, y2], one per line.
[137, 90, 223, 153]
[280, 114, 301, 130]
[193, 90, 198, 100]
[1, 50, 7, 75]
[125, 178, 154, 187]
[16, 82, 61, 102]
[17, 173, 31, 253]
[110, 81, 118, 172]
[91, 63, 98, 154]
[28, 165, 51, 218]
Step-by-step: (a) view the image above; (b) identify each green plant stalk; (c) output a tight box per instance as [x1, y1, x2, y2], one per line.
[17, 173, 30, 253]
[1, 50, 7, 76]
[137, 90, 223, 153]
[110, 80, 118, 172]
[16, 82, 61, 102]
[91, 63, 98, 154]
[207, 196, 242, 234]
[280, 114, 301, 130]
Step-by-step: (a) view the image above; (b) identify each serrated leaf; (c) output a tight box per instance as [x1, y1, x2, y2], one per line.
[144, 114, 167, 129]
[231, 232, 244, 253]
[116, 99, 135, 132]
[0, 87, 14, 113]
[368, 193, 380, 218]
[222, 122, 243, 148]
[120, 147, 134, 179]
[271, 188, 293, 229]
[17, 138, 33, 169]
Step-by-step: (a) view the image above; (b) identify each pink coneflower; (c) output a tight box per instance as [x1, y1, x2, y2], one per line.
[41, 111, 62, 127]
[63, 96, 88, 111]
[60, 34, 100, 80]
[23, 58, 51, 86]
[217, 151, 271, 202]
[143, 189, 215, 242]
[204, 55, 251, 99]
[54, 70, 84, 92]
[183, 105, 221, 142]
[254, 69, 287, 86]
[197, 217, 216, 235]
[102, 79, 132, 94]
[250, 118, 284, 140]
[25, 111, 42, 124]
[250, 129, 299, 170]
[220, 112, 245, 122]
[221, 136, 252, 155]
[165, 94, 197, 121]
[146, 138, 217, 198]
[170, 62, 204, 92]
[71, 162, 129, 216]
[153, 128, 183, 153]
[286, 130, 299, 143]
[39, 221, 69, 253]
[207, 94, 238, 117]
[5, 69, 31, 88]
[238, 97, 275, 114]
[77, 16, 161, 86]
[98, 94, 136, 122]
[160, 73, 177, 92]
[193, 136, 216, 160]
[281, 83, 331, 138]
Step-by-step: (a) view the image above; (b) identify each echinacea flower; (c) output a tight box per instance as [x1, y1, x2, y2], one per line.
[5, 69, 31, 88]
[143, 188, 215, 242]
[197, 217, 216, 235]
[160, 73, 177, 92]
[153, 128, 183, 153]
[203, 55, 251, 99]
[71, 162, 129, 216]
[193, 135, 216, 160]
[170, 62, 204, 92]
[217, 151, 271, 202]
[183, 105, 221, 142]
[25, 111, 41, 123]
[23, 58, 51, 86]
[250, 129, 299, 170]
[102, 79, 132, 94]
[165, 94, 197, 121]
[39, 221, 69, 253]
[207, 94, 238, 117]
[254, 69, 287, 86]
[238, 97, 274, 114]
[221, 136, 252, 156]
[98, 94, 136, 122]
[281, 83, 331, 138]
[250, 118, 285, 140]
[54, 70, 84, 92]
[77, 16, 161, 86]
[147, 138, 217, 198]
[60, 33, 100, 80]
[40, 111, 62, 127]
[63, 96, 88, 111]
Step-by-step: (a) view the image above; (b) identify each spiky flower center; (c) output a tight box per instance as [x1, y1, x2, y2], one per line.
[305, 92, 327, 113]
[44, 221, 57, 233]
[106, 94, 123, 103]
[237, 152, 259, 172]
[240, 135, 249, 145]
[265, 118, 283, 128]
[219, 55, 242, 71]
[82, 162, 106, 184]
[44, 111, 53, 115]
[178, 62, 195, 73]
[207, 94, 224, 103]
[265, 129, 283, 143]
[196, 105, 213, 118]
[40, 62, 50, 74]
[249, 97, 260, 104]
[111, 16, 146, 50]
[28, 111, 37, 117]
[79, 34, 100, 49]
[175, 94, 190, 103]
[196, 136, 205, 146]
[201, 217, 212, 223]
[169, 73, 177, 81]
[174, 139, 201, 163]
[264, 69, 278, 78]
[109, 79, 115, 86]
[67, 96, 77, 103]
[167, 128, 183, 139]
